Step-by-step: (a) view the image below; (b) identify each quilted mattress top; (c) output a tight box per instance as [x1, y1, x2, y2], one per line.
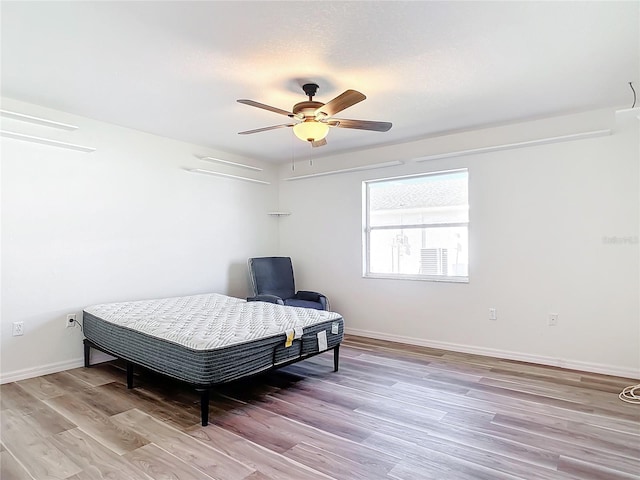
[84, 293, 342, 351]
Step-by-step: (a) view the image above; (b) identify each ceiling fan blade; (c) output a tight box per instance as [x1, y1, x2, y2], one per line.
[314, 90, 366, 118]
[238, 124, 294, 135]
[237, 99, 293, 117]
[311, 138, 327, 148]
[331, 118, 392, 132]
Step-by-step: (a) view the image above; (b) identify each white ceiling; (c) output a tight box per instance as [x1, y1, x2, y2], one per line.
[2, 1, 638, 164]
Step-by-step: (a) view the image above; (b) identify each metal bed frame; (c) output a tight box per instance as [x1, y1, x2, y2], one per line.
[84, 337, 340, 426]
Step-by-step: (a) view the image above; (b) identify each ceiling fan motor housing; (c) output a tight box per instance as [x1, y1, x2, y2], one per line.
[292, 101, 324, 117]
[293, 85, 328, 142]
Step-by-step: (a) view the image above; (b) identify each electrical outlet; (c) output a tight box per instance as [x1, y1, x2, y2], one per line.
[548, 313, 559, 326]
[489, 308, 497, 321]
[12, 322, 24, 336]
[66, 314, 77, 328]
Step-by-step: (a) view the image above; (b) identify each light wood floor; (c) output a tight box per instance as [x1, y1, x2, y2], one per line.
[1, 335, 639, 480]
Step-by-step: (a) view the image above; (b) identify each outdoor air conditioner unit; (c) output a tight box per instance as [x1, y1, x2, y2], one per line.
[420, 248, 448, 275]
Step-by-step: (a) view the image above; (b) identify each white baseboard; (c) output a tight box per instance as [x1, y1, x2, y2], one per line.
[0, 351, 116, 384]
[345, 328, 640, 380]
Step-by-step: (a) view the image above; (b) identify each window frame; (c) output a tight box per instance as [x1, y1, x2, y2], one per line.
[362, 168, 469, 283]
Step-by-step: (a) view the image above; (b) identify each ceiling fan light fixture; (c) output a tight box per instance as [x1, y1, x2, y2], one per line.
[293, 120, 329, 143]
[237, 83, 391, 147]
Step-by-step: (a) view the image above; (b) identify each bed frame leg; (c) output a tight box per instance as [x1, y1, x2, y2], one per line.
[83, 339, 91, 368]
[126, 362, 134, 389]
[333, 344, 340, 372]
[196, 388, 210, 426]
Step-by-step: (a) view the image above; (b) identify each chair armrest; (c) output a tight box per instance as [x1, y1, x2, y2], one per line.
[296, 291, 328, 310]
[247, 294, 285, 305]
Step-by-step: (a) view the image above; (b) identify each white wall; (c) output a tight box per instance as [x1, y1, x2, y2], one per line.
[278, 108, 640, 378]
[2, 101, 637, 382]
[1, 98, 279, 382]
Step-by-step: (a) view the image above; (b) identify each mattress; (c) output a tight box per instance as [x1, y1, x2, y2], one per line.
[83, 293, 344, 385]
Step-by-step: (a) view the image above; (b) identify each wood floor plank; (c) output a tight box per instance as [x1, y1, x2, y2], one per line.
[2, 336, 638, 480]
[187, 424, 336, 480]
[557, 455, 640, 480]
[2, 409, 54, 447]
[478, 375, 640, 417]
[250, 389, 377, 443]
[491, 412, 640, 459]
[208, 398, 299, 453]
[568, 419, 640, 450]
[1, 449, 34, 480]
[443, 410, 640, 477]
[64, 363, 125, 387]
[68, 381, 141, 417]
[33, 371, 94, 395]
[283, 442, 391, 480]
[375, 433, 528, 480]
[388, 458, 476, 480]
[14, 376, 68, 401]
[366, 430, 572, 480]
[340, 355, 474, 395]
[260, 374, 366, 411]
[486, 366, 630, 395]
[1, 382, 42, 413]
[212, 394, 401, 475]
[44, 393, 150, 455]
[4, 437, 83, 480]
[356, 402, 562, 472]
[386, 377, 640, 436]
[1, 402, 77, 444]
[490, 414, 640, 475]
[49, 428, 151, 480]
[258, 373, 561, 473]
[92, 379, 202, 429]
[111, 408, 256, 480]
[124, 443, 219, 480]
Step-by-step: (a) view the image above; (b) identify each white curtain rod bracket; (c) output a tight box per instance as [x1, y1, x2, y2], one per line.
[0, 130, 95, 152]
[285, 160, 404, 181]
[414, 129, 612, 163]
[0, 109, 78, 130]
[615, 107, 640, 122]
[185, 168, 270, 185]
[197, 156, 263, 171]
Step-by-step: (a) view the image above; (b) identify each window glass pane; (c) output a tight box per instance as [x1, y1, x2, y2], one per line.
[365, 169, 469, 281]
[369, 226, 468, 277]
[369, 171, 468, 227]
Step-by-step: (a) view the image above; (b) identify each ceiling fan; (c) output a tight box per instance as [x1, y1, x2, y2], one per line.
[237, 83, 392, 147]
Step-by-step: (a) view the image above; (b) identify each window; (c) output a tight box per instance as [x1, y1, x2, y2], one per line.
[363, 169, 469, 282]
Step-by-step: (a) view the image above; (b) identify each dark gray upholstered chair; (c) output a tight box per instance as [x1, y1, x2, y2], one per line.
[247, 257, 328, 310]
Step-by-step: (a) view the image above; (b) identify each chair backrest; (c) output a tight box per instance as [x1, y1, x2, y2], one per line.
[248, 257, 296, 300]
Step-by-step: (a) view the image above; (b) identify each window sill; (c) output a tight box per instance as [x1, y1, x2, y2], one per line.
[363, 273, 469, 283]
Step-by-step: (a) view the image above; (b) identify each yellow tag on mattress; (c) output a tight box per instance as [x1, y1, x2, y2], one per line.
[285, 329, 294, 348]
